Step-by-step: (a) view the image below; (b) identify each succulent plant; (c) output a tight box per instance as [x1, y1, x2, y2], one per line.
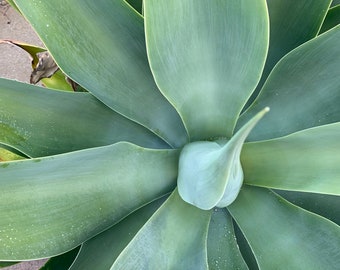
[0, 0, 340, 269]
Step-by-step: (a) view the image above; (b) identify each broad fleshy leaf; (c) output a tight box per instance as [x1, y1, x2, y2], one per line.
[228, 186, 340, 269]
[111, 189, 212, 270]
[246, 0, 332, 104]
[178, 108, 269, 210]
[238, 25, 340, 141]
[0, 78, 168, 157]
[13, 0, 187, 147]
[69, 197, 166, 270]
[207, 208, 248, 270]
[144, 0, 269, 140]
[0, 142, 179, 260]
[242, 123, 340, 195]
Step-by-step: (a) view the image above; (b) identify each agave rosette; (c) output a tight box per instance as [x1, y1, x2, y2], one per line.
[0, 0, 339, 269]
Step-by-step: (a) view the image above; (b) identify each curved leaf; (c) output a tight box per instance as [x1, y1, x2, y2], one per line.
[238, 25, 340, 141]
[0, 78, 168, 158]
[69, 197, 166, 270]
[111, 189, 212, 270]
[320, 5, 340, 34]
[242, 123, 340, 195]
[207, 208, 248, 270]
[228, 186, 340, 270]
[144, 0, 269, 140]
[246, 0, 332, 107]
[178, 108, 269, 210]
[276, 190, 340, 225]
[13, 0, 187, 147]
[0, 142, 179, 260]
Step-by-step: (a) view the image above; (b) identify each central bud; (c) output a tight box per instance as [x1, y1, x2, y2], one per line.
[177, 107, 269, 210]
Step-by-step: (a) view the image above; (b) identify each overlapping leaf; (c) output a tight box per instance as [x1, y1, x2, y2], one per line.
[13, 0, 187, 147]
[0, 78, 167, 157]
[144, 0, 269, 140]
[242, 123, 340, 195]
[228, 186, 340, 270]
[69, 197, 166, 270]
[0, 142, 178, 260]
[207, 208, 248, 270]
[111, 190, 212, 269]
[246, 0, 331, 103]
[238, 26, 340, 140]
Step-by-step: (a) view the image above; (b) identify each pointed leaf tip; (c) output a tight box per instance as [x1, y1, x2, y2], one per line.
[178, 108, 269, 210]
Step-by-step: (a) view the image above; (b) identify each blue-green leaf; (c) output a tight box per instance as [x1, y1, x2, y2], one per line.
[144, 0, 269, 140]
[0, 142, 178, 260]
[242, 123, 340, 195]
[228, 186, 340, 270]
[111, 189, 212, 269]
[238, 25, 340, 141]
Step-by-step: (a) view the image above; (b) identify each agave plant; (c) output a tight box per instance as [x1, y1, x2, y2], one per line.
[1, 0, 340, 269]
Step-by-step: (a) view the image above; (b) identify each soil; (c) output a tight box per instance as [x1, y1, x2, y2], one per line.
[1, 2, 48, 270]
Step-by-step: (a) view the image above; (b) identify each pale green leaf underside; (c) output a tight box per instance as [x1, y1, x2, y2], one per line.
[0, 142, 178, 260]
[111, 189, 212, 270]
[13, 0, 187, 147]
[242, 123, 340, 195]
[144, 0, 269, 140]
[228, 186, 340, 270]
[0, 78, 167, 158]
[69, 197, 166, 270]
[238, 25, 340, 141]
[178, 108, 269, 210]
[207, 208, 248, 270]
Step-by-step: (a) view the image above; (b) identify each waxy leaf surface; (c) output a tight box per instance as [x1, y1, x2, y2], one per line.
[228, 186, 340, 270]
[0, 142, 178, 260]
[144, 0, 269, 140]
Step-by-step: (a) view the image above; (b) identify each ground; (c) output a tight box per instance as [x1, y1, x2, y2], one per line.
[1, 2, 48, 270]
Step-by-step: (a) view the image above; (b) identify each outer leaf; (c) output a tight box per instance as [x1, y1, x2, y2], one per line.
[0, 78, 167, 157]
[319, 5, 340, 33]
[13, 0, 187, 147]
[69, 197, 166, 270]
[241, 123, 340, 195]
[111, 189, 212, 270]
[228, 186, 340, 270]
[0, 142, 179, 260]
[246, 0, 332, 104]
[238, 25, 340, 141]
[178, 108, 269, 210]
[207, 208, 248, 270]
[144, 0, 269, 140]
